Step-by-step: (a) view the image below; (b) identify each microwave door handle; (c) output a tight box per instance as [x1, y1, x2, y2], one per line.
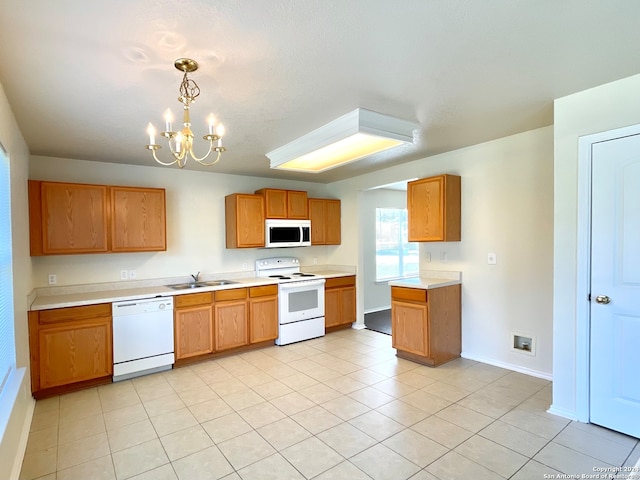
[300, 226, 303, 242]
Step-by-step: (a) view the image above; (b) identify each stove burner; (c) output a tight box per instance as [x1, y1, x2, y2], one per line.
[291, 273, 315, 277]
[269, 274, 291, 279]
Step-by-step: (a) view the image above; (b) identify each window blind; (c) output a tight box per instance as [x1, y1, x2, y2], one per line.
[0, 142, 15, 395]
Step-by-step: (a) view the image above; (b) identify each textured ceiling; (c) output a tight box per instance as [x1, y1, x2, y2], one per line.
[1, 0, 640, 183]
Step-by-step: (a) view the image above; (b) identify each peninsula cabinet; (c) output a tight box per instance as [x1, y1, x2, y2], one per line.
[325, 275, 356, 331]
[309, 198, 341, 245]
[28, 180, 167, 255]
[214, 288, 249, 351]
[248, 285, 278, 343]
[391, 284, 461, 367]
[407, 174, 461, 242]
[225, 193, 265, 248]
[255, 188, 309, 219]
[28, 303, 113, 398]
[174, 292, 214, 360]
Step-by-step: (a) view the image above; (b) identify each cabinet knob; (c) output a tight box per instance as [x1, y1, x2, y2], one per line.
[595, 295, 611, 304]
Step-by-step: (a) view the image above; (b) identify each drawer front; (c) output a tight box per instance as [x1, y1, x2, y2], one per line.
[38, 303, 112, 324]
[391, 286, 427, 303]
[215, 288, 248, 302]
[325, 275, 355, 289]
[174, 292, 213, 308]
[249, 285, 278, 298]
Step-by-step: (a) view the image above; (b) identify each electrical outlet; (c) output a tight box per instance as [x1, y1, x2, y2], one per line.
[441, 252, 448, 263]
[425, 252, 431, 263]
[128, 270, 136, 279]
[488, 253, 497, 265]
[313, 257, 318, 265]
[242, 262, 248, 270]
[48, 274, 57, 285]
[120, 270, 128, 280]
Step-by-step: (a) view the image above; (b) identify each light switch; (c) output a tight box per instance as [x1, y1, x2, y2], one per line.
[488, 253, 497, 265]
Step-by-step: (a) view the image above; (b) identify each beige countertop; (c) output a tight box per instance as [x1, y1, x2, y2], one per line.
[29, 266, 357, 311]
[387, 270, 462, 290]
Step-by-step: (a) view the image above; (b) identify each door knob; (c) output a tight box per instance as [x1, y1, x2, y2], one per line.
[595, 295, 611, 304]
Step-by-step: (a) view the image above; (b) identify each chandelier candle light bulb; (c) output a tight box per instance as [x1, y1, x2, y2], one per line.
[145, 58, 227, 168]
[147, 123, 156, 145]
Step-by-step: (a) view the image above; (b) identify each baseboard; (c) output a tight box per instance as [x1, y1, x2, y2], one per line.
[364, 306, 391, 315]
[10, 397, 34, 480]
[460, 352, 553, 381]
[546, 404, 579, 422]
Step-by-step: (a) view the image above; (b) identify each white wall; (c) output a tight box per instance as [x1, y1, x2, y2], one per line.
[328, 126, 554, 377]
[361, 188, 407, 312]
[552, 73, 640, 420]
[29, 156, 338, 287]
[0, 82, 35, 478]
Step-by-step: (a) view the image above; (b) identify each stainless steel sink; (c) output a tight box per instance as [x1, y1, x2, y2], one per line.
[167, 280, 238, 290]
[200, 280, 239, 286]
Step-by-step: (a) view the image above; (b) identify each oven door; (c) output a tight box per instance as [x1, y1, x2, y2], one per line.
[278, 278, 325, 324]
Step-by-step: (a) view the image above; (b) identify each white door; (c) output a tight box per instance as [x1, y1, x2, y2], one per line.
[590, 133, 640, 438]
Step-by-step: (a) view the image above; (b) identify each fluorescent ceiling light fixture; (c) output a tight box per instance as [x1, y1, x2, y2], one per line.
[267, 108, 419, 173]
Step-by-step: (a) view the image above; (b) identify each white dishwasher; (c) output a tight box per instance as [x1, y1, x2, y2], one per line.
[112, 297, 174, 382]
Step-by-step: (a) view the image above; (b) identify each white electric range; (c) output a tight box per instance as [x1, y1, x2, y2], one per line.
[256, 257, 325, 345]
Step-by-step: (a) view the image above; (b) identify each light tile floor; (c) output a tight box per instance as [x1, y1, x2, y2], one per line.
[20, 329, 640, 480]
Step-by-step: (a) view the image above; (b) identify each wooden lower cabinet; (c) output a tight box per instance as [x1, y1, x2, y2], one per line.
[325, 276, 356, 330]
[391, 284, 461, 367]
[174, 292, 214, 360]
[29, 303, 112, 398]
[214, 288, 249, 351]
[249, 285, 278, 343]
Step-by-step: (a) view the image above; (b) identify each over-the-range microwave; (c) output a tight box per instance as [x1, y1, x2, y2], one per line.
[265, 219, 311, 248]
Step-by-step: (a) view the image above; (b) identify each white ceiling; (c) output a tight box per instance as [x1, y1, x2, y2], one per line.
[1, 1, 640, 184]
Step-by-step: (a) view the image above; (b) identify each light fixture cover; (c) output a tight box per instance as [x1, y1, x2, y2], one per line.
[267, 108, 419, 173]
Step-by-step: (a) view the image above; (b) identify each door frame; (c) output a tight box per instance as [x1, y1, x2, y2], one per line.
[576, 122, 640, 422]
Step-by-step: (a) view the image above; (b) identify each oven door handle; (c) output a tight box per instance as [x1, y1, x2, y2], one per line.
[279, 279, 326, 290]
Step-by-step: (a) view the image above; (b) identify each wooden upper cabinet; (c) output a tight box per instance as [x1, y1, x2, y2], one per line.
[29, 180, 167, 256]
[255, 188, 309, 219]
[225, 193, 265, 248]
[29, 180, 109, 255]
[309, 198, 341, 245]
[407, 174, 461, 242]
[111, 186, 166, 252]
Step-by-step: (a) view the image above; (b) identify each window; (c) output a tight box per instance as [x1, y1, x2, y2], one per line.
[0, 142, 15, 395]
[375, 208, 418, 281]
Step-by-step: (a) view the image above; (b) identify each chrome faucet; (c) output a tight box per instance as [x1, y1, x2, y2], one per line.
[190, 272, 200, 283]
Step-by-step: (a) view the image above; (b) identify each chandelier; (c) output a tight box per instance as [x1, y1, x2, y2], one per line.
[145, 58, 226, 168]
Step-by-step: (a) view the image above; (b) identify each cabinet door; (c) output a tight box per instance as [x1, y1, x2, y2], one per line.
[324, 199, 341, 245]
[308, 198, 326, 244]
[35, 181, 109, 255]
[38, 318, 112, 389]
[257, 189, 287, 218]
[111, 187, 166, 252]
[214, 301, 248, 351]
[391, 300, 428, 357]
[324, 288, 341, 328]
[339, 286, 356, 325]
[249, 296, 278, 343]
[407, 176, 445, 242]
[287, 190, 309, 219]
[225, 194, 265, 248]
[175, 305, 213, 359]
